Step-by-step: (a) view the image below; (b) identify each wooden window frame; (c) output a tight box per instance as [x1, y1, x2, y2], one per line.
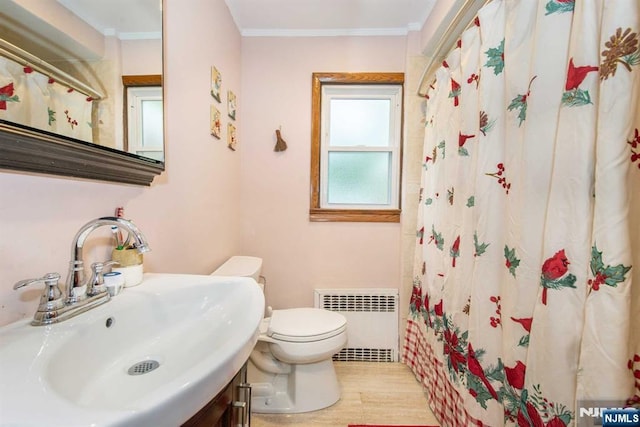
[310, 72, 404, 223]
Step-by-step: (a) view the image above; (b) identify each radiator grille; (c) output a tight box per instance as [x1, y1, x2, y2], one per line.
[333, 347, 394, 362]
[320, 294, 397, 312]
[314, 288, 399, 362]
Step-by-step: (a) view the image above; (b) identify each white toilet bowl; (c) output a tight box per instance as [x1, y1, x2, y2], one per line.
[211, 256, 347, 414]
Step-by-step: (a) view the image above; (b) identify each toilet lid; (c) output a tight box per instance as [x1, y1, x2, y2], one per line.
[267, 308, 346, 342]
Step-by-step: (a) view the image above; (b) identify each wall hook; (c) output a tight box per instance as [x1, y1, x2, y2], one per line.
[274, 128, 288, 152]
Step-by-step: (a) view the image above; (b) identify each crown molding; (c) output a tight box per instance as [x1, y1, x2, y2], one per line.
[241, 27, 410, 37]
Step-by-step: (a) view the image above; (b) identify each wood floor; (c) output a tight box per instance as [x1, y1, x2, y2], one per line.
[251, 361, 440, 427]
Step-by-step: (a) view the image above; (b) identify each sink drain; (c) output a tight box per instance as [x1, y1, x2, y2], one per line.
[128, 360, 160, 376]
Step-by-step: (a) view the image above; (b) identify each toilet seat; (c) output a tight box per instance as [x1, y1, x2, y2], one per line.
[267, 308, 346, 343]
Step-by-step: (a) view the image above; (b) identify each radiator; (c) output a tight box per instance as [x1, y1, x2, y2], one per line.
[313, 288, 399, 362]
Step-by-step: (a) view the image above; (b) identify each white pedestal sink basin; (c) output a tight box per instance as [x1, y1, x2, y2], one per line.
[0, 273, 265, 426]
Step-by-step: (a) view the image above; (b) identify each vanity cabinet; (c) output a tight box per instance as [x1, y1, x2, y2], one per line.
[182, 364, 251, 427]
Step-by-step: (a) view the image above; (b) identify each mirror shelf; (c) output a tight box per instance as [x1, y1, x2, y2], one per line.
[0, 120, 163, 185]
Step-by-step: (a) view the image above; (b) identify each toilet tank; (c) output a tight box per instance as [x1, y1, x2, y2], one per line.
[211, 256, 262, 282]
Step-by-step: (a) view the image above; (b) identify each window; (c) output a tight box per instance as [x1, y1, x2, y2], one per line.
[310, 72, 404, 222]
[123, 75, 164, 161]
[126, 87, 163, 160]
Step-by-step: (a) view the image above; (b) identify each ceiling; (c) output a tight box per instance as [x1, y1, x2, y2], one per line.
[56, 0, 162, 38]
[224, 0, 436, 36]
[55, 0, 435, 38]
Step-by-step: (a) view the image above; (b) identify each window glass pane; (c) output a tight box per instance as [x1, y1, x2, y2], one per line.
[141, 100, 163, 148]
[327, 151, 390, 205]
[329, 99, 390, 147]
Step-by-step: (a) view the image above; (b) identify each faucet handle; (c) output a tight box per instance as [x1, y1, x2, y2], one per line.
[14, 272, 61, 290]
[91, 260, 118, 272]
[88, 261, 118, 296]
[14, 273, 65, 312]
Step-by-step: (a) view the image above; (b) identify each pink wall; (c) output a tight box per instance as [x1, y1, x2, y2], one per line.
[239, 36, 407, 310]
[0, 2, 414, 325]
[419, 0, 464, 55]
[0, 0, 243, 326]
[121, 39, 162, 75]
[8, 0, 105, 59]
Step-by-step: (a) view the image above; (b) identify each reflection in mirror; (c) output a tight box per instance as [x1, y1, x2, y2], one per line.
[123, 75, 164, 161]
[0, 39, 100, 143]
[0, 0, 164, 185]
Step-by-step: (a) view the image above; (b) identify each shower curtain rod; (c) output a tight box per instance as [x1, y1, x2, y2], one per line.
[0, 38, 104, 100]
[417, 0, 490, 96]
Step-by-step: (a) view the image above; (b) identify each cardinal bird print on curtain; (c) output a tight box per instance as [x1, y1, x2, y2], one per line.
[403, 1, 639, 426]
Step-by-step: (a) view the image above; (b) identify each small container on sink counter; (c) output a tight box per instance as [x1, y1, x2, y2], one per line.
[111, 248, 143, 287]
[104, 271, 125, 296]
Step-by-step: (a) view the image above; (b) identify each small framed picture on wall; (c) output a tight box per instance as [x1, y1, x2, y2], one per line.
[210, 105, 221, 139]
[227, 90, 236, 120]
[211, 66, 222, 102]
[227, 123, 237, 151]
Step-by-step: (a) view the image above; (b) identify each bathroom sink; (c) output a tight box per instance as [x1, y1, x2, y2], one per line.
[0, 273, 265, 426]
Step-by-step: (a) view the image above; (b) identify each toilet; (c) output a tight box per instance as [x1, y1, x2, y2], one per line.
[211, 256, 347, 413]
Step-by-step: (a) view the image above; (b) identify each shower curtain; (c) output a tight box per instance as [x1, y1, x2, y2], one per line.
[403, 1, 640, 426]
[0, 55, 94, 142]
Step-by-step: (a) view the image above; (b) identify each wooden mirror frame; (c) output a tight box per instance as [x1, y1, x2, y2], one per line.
[0, 120, 164, 185]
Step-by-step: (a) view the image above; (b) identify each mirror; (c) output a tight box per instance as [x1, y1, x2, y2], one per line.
[0, 0, 164, 185]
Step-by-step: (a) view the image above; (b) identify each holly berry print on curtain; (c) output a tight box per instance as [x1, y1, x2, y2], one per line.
[402, 1, 640, 426]
[0, 55, 94, 142]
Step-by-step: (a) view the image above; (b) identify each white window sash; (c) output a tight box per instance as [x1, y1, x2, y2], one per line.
[127, 86, 163, 156]
[320, 84, 402, 210]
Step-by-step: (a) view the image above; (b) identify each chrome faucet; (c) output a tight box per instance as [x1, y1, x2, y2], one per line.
[14, 216, 150, 326]
[66, 216, 151, 301]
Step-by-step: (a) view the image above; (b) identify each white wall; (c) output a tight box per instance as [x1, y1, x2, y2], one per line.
[0, 0, 243, 326]
[399, 31, 429, 344]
